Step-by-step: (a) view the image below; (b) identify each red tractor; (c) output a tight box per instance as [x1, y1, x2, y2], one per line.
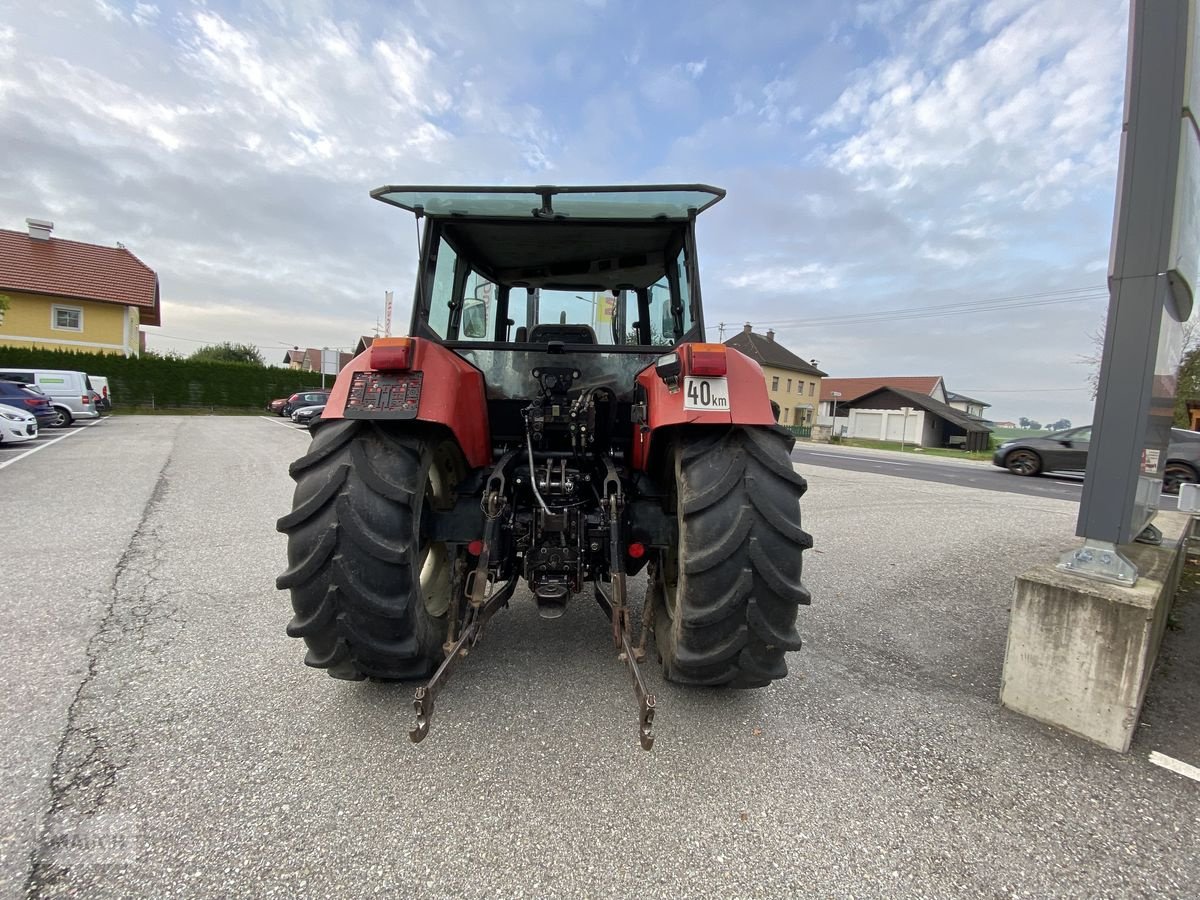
[277, 185, 811, 749]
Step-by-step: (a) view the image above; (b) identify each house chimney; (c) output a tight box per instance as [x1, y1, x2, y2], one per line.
[767, 329, 775, 342]
[743, 322, 753, 335]
[26, 218, 53, 241]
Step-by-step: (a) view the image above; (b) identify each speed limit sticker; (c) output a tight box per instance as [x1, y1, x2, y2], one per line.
[683, 376, 730, 411]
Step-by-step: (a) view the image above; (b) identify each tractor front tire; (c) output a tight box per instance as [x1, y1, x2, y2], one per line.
[654, 426, 811, 688]
[276, 420, 464, 680]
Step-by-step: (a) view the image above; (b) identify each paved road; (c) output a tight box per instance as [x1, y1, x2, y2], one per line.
[2, 418, 1197, 898]
[792, 443, 1185, 510]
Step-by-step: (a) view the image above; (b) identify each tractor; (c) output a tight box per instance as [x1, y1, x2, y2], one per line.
[276, 185, 812, 749]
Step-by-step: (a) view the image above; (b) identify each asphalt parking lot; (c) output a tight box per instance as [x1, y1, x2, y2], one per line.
[2, 417, 1197, 898]
[0, 418, 106, 468]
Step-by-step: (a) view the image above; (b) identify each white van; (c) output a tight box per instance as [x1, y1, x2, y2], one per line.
[90, 375, 112, 410]
[0, 368, 100, 426]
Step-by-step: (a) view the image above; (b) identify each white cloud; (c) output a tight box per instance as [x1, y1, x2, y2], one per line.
[373, 32, 449, 115]
[724, 263, 841, 292]
[815, 0, 1127, 216]
[132, 3, 160, 26]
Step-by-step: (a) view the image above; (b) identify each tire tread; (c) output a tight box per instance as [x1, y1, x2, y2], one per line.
[277, 421, 447, 680]
[658, 426, 811, 688]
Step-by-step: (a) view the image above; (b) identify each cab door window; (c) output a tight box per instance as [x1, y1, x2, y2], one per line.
[425, 236, 457, 339]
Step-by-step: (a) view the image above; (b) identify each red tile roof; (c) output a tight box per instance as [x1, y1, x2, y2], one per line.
[0, 228, 161, 326]
[820, 376, 943, 403]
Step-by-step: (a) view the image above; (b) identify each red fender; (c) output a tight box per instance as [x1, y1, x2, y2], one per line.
[631, 345, 775, 471]
[322, 338, 492, 468]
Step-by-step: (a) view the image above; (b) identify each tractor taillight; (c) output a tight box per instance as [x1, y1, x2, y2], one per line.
[371, 337, 413, 371]
[467, 539, 484, 556]
[686, 343, 728, 377]
[627, 542, 646, 559]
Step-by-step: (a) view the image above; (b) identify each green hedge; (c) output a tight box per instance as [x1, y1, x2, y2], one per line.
[0, 346, 326, 409]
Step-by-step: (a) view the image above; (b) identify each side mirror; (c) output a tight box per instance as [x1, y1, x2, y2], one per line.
[660, 305, 675, 340]
[462, 299, 488, 338]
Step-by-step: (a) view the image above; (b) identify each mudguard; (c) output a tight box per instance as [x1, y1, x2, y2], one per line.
[630, 346, 775, 471]
[321, 338, 492, 468]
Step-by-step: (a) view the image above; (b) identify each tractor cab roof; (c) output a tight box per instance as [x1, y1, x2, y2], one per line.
[370, 184, 725, 221]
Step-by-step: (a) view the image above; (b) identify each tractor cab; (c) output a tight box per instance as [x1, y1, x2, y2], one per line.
[371, 184, 724, 351]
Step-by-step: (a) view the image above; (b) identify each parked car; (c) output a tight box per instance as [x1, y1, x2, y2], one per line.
[0, 406, 37, 445]
[993, 425, 1200, 494]
[90, 376, 113, 410]
[280, 390, 330, 417]
[268, 397, 288, 414]
[0, 368, 100, 426]
[0, 381, 57, 429]
[291, 404, 325, 427]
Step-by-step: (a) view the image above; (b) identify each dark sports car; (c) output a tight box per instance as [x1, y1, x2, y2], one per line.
[993, 425, 1200, 494]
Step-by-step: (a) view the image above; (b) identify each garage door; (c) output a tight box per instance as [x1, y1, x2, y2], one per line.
[853, 412, 883, 440]
[886, 413, 907, 441]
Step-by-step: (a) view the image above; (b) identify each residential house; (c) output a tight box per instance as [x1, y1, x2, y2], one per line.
[0, 219, 160, 356]
[819, 376, 947, 433]
[837, 386, 992, 450]
[353, 335, 376, 356]
[724, 325, 826, 426]
[945, 391, 991, 419]
[282, 347, 354, 373]
[822, 380, 993, 450]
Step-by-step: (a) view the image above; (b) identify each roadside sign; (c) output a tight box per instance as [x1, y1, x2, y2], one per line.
[1069, 0, 1196, 584]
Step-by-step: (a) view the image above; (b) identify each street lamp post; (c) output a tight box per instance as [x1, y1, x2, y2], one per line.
[321, 346, 329, 389]
[830, 391, 842, 438]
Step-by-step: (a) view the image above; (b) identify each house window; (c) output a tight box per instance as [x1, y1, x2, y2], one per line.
[52, 305, 83, 332]
[787, 378, 792, 392]
[771, 376, 779, 391]
[782, 407, 789, 423]
[808, 382, 815, 397]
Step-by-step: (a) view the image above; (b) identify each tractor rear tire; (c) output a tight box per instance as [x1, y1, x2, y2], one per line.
[654, 426, 811, 688]
[276, 420, 465, 680]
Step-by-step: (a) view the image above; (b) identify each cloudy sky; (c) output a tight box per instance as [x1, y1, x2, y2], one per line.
[0, 0, 1132, 425]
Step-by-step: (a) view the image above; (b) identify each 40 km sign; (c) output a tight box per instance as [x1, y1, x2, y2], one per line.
[683, 376, 730, 411]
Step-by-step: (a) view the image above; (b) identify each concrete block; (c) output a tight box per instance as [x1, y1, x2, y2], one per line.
[1000, 511, 1192, 752]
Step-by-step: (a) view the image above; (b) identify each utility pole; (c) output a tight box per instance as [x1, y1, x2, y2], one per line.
[718, 322, 726, 341]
